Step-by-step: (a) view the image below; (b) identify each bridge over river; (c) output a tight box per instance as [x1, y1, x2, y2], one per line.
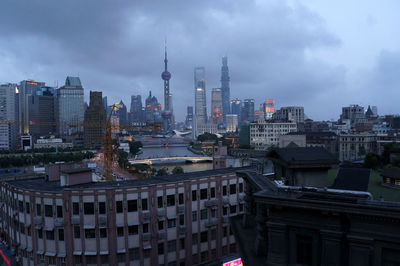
[129, 156, 213, 165]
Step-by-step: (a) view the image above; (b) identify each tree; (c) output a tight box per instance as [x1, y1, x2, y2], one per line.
[197, 133, 218, 142]
[156, 167, 168, 176]
[363, 153, 381, 170]
[129, 141, 143, 155]
[172, 166, 184, 175]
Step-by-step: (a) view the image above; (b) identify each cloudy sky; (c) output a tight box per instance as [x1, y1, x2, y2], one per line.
[1, 0, 400, 122]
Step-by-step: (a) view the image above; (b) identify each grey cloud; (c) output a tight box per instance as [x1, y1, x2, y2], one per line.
[0, 0, 345, 121]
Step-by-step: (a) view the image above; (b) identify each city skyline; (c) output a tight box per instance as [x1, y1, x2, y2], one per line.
[1, 1, 400, 122]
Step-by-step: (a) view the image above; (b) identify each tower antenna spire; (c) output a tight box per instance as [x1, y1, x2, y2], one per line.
[164, 37, 168, 71]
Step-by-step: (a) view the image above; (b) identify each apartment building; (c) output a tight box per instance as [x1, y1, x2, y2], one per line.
[250, 121, 297, 150]
[0, 167, 246, 266]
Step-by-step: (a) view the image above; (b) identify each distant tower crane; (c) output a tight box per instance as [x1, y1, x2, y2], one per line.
[104, 102, 123, 181]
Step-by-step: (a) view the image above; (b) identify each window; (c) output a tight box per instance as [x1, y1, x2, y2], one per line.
[168, 219, 176, 228]
[239, 204, 244, 212]
[200, 189, 207, 200]
[27, 226, 31, 236]
[100, 228, 107, 238]
[222, 186, 227, 196]
[178, 193, 184, 205]
[57, 206, 63, 218]
[211, 229, 216, 240]
[117, 254, 125, 263]
[158, 221, 164, 231]
[143, 249, 150, 258]
[200, 231, 208, 243]
[223, 226, 227, 237]
[25, 202, 30, 214]
[129, 248, 139, 261]
[46, 230, 54, 240]
[223, 207, 228, 216]
[99, 202, 106, 214]
[72, 202, 79, 215]
[168, 240, 176, 252]
[193, 254, 198, 264]
[179, 214, 184, 226]
[230, 243, 237, 253]
[239, 183, 244, 192]
[116, 201, 123, 213]
[143, 223, 149, 233]
[85, 229, 95, 238]
[45, 205, 53, 217]
[192, 190, 197, 201]
[179, 238, 185, 250]
[58, 229, 64, 241]
[192, 211, 197, 222]
[230, 184, 236, 194]
[201, 251, 208, 262]
[158, 243, 164, 255]
[117, 227, 124, 237]
[192, 233, 198, 245]
[18, 200, 23, 212]
[211, 249, 217, 260]
[84, 203, 94, 215]
[296, 235, 313, 265]
[158, 196, 163, 208]
[167, 195, 175, 206]
[38, 229, 43, 239]
[128, 225, 138, 235]
[142, 199, 148, 210]
[230, 205, 237, 214]
[210, 188, 215, 198]
[211, 209, 216, 218]
[74, 226, 80, 238]
[37, 204, 42, 216]
[127, 200, 137, 212]
[200, 209, 208, 220]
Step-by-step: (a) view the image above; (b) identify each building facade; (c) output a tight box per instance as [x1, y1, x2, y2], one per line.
[250, 121, 297, 150]
[226, 115, 238, 133]
[57, 77, 84, 137]
[273, 106, 304, 123]
[230, 99, 241, 126]
[338, 133, 377, 161]
[129, 95, 144, 124]
[0, 168, 246, 266]
[185, 106, 194, 130]
[0, 83, 18, 150]
[84, 91, 106, 149]
[241, 99, 255, 124]
[340, 104, 366, 126]
[194, 67, 207, 126]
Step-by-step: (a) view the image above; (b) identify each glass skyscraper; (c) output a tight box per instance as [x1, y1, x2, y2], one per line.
[194, 67, 207, 125]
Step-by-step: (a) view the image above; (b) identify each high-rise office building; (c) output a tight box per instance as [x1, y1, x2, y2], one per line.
[102, 96, 111, 118]
[27, 87, 56, 140]
[145, 91, 162, 124]
[262, 99, 275, 120]
[84, 91, 106, 149]
[161, 43, 174, 131]
[56, 77, 84, 137]
[273, 106, 304, 123]
[19, 80, 45, 135]
[226, 114, 238, 132]
[221, 56, 230, 120]
[185, 105, 194, 130]
[241, 99, 255, 123]
[116, 100, 128, 127]
[0, 83, 18, 150]
[130, 95, 144, 124]
[211, 88, 223, 125]
[194, 67, 207, 125]
[231, 99, 241, 126]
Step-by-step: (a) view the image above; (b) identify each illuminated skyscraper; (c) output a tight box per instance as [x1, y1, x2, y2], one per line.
[262, 99, 275, 120]
[241, 99, 255, 123]
[185, 106, 193, 130]
[211, 88, 223, 125]
[194, 67, 207, 125]
[231, 99, 241, 126]
[220, 56, 230, 120]
[19, 80, 45, 134]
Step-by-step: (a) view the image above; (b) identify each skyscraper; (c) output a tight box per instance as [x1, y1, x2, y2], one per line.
[0, 83, 18, 150]
[19, 80, 45, 135]
[185, 105, 193, 130]
[241, 99, 255, 123]
[84, 91, 106, 148]
[194, 67, 207, 125]
[161, 43, 174, 131]
[116, 100, 128, 127]
[130, 95, 144, 123]
[221, 56, 230, 120]
[226, 114, 238, 133]
[231, 99, 241, 126]
[56, 77, 84, 137]
[211, 88, 223, 125]
[145, 91, 162, 124]
[262, 99, 275, 120]
[27, 86, 56, 140]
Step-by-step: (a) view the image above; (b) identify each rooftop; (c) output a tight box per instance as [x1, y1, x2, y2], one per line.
[381, 167, 400, 179]
[269, 147, 338, 165]
[65, 76, 82, 87]
[61, 168, 92, 174]
[331, 167, 370, 192]
[6, 167, 251, 193]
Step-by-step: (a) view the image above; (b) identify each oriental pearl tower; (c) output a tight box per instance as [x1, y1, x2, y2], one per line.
[161, 41, 174, 131]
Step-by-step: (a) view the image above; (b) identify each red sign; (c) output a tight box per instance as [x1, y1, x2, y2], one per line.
[222, 258, 243, 266]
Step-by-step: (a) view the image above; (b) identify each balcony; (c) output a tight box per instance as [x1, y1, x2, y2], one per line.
[143, 233, 151, 241]
[178, 226, 186, 235]
[158, 231, 166, 239]
[71, 216, 81, 225]
[177, 205, 185, 214]
[98, 215, 107, 226]
[54, 218, 64, 227]
[204, 199, 218, 208]
[34, 217, 42, 225]
[142, 211, 150, 221]
[222, 198, 230, 206]
[157, 209, 165, 217]
[205, 218, 219, 227]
